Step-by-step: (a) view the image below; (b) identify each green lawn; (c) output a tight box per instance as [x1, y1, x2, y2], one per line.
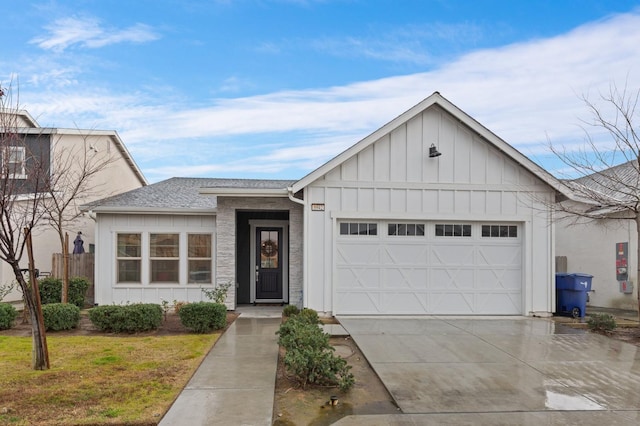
[0, 334, 219, 425]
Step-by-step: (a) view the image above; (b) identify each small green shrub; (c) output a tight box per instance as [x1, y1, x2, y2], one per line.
[282, 304, 300, 317]
[178, 302, 227, 333]
[587, 313, 617, 332]
[42, 303, 81, 331]
[201, 282, 232, 304]
[0, 303, 17, 330]
[296, 308, 320, 325]
[89, 304, 163, 333]
[39, 277, 90, 308]
[276, 315, 354, 391]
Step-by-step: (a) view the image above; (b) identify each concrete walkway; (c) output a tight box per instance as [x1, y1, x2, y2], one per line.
[159, 307, 282, 426]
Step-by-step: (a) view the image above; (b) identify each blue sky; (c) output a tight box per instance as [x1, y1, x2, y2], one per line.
[2, 0, 640, 183]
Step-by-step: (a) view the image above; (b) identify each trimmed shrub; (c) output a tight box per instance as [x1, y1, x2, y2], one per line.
[39, 277, 90, 308]
[282, 304, 300, 318]
[276, 314, 354, 391]
[0, 303, 18, 330]
[587, 313, 617, 332]
[296, 308, 320, 325]
[89, 304, 163, 333]
[42, 303, 81, 331]
[178, 302, 227, 333]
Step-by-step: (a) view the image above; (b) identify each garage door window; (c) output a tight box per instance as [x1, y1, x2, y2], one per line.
[435, 224, 471, 237]
[340, 222, 377, 236]
[482, 225, 517, 238]
[388, 223, 425, 236]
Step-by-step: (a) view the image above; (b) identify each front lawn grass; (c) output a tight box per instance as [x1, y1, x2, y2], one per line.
[0, 334, 219, 425]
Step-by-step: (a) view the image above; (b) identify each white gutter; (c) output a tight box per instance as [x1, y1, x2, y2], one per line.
[287, 187, 305, 205]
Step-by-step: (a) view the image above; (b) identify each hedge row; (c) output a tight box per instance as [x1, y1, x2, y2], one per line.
[89, 304, 163, 333]
[39, 277, 90, 308]
[178, 302, 227, 333]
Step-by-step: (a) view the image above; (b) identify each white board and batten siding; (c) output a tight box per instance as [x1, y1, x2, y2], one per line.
[94, 213, 216, 306]
[304, 105, 555, 316]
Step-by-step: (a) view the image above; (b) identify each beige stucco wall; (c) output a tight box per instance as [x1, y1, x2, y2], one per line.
[556, 214, 638, 311]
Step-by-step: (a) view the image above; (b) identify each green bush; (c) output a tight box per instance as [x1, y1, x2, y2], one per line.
[178, 302, 227, 333]
[0, 303, 17, 330]
[276, 315, 354, 391]
[42, 303, 80, 331]
[587, 313, 617, 332]
[39, 277, 90, 308]
[296, 308, 320, 324]
[89, 304, 163, 333]
[282, 304, 300, 317]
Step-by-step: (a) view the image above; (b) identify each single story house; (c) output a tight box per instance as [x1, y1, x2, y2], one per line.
[85, 92, 573, 316]
[556, 160, 639, 311]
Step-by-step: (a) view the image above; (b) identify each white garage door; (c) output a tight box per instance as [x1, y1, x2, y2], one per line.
[335, 221, 522, 315]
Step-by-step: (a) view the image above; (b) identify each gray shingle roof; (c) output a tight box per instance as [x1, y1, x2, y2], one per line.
[84, 177, 296, 212]
[568, 160, 640, 207]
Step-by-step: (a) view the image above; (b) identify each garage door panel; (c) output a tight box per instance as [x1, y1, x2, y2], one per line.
[430, 269, 475, 289]
[336, 267, 381, 289]
[476, 293, 521, 314]
[383, 292, 429, 313]
[384, 268, 428, 289]
[383, 244, 429, 265]
[335, 221, 523, 315]
[337, 291, 382, 314]
[337, 243, 382, 265]
[476, 269, 522, 290]
[477, 245, 522, 266]
[431, 292, 475, 314]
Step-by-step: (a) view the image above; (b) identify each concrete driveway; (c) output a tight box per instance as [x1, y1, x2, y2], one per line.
[336, 317, 640, 425]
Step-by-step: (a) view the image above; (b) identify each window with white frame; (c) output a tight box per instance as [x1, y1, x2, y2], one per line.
[388, 223, 425, 236]
[150, 233, 179, 283]
[435, 223, 472, 237]
[117, 233, 141, 283]
[481, 225, 518, 238]
[2, 146, 26, 179]
[339, 222, 377, 236]
[188, 234, 212, 283]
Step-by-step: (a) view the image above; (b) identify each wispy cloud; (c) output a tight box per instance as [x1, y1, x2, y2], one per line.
[21, 10, 640, 182]
[308, 22, 484, 65]
[31, 16, 159, 52]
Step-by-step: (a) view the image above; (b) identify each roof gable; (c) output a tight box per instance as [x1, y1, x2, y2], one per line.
[291, 92, 570, 196]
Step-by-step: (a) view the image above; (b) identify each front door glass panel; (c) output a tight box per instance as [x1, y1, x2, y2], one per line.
[260, 230, 279, 269]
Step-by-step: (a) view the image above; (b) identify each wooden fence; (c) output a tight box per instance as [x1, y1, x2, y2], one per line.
[51, 253, 95, 305]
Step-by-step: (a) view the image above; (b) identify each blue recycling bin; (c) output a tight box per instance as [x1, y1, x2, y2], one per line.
[556, 273, 593, 318]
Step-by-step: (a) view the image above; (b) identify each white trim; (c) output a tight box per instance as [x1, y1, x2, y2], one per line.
[249, 219, 289, 304]
[199, 187, 288, 197]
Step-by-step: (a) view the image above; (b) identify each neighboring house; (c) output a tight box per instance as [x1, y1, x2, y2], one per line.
[556, 161, 639, 311]
[86, 92, 572, 316]
[1, 109, 147, 303]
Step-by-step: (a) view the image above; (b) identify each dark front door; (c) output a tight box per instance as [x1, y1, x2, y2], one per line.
[256, 227, 283, 300]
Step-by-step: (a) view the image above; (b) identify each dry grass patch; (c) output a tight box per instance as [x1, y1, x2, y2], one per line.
[0, 334, 219, 425]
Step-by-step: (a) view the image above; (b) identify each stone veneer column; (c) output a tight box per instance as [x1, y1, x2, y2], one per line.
[216, 197, 304, 309]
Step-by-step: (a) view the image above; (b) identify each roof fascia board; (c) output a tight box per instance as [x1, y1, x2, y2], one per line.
[199, 188, 289, 197]
[86, 206, 216, 215]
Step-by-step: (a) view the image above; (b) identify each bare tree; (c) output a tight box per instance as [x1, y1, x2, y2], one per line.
[550, 83, 640, 318]
[42, 129, 117, 301]
[0, 81, 50, 369]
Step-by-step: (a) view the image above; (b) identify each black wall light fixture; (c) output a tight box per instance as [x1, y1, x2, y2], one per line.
[429, 144, 441, 158]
